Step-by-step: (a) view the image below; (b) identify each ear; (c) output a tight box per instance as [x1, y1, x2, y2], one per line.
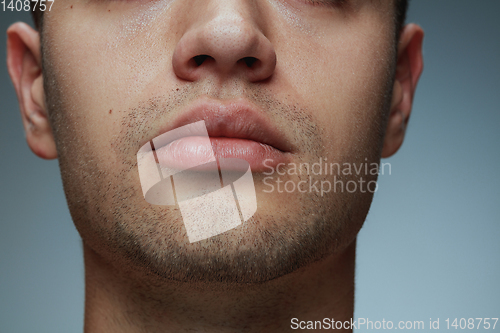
[7, 22, 57, 159]
[381, 23, 424, 158]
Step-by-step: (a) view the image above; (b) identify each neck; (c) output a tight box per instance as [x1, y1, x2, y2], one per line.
[83, 241, 356, 333]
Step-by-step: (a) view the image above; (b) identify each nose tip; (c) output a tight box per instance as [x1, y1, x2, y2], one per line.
[172, 13, 277, 83]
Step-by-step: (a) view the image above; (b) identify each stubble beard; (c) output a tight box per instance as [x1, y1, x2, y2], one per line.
[44, 63, 388, 285]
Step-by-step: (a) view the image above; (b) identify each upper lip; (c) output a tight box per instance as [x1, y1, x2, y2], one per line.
[154, 98, 294, 153]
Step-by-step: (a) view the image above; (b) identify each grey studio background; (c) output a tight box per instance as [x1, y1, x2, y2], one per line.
[1, 1, 499, 332]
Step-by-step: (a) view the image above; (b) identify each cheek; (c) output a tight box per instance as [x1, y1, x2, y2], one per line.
[275, 24, 394, 161]
[43, 4, 179, 143]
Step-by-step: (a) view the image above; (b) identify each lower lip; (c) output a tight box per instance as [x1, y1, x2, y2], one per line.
[154, 136, 288, 172]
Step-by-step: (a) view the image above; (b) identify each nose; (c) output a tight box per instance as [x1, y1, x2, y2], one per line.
[172, 3, 277, 83]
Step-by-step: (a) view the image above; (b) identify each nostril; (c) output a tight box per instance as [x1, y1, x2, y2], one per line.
[193, 55, 213, 66]
[242, 57, 258, 68]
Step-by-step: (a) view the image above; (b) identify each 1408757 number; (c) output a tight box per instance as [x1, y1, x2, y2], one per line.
[445, 318, 498, 330]
[1, 0, 54, 11]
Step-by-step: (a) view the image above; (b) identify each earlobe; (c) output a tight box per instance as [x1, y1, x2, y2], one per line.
[7, 22, 57, 159]
[381, 23, 424, 158]
[381, 80, 404, 157]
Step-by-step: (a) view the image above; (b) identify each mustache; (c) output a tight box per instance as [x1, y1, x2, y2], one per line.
[113, 85, 323, 161]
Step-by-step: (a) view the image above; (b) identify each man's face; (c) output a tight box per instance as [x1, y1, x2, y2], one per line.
[42, 0, 396, 282]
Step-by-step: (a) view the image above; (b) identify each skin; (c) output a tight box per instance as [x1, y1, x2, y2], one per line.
[7, 0, 423, 332]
